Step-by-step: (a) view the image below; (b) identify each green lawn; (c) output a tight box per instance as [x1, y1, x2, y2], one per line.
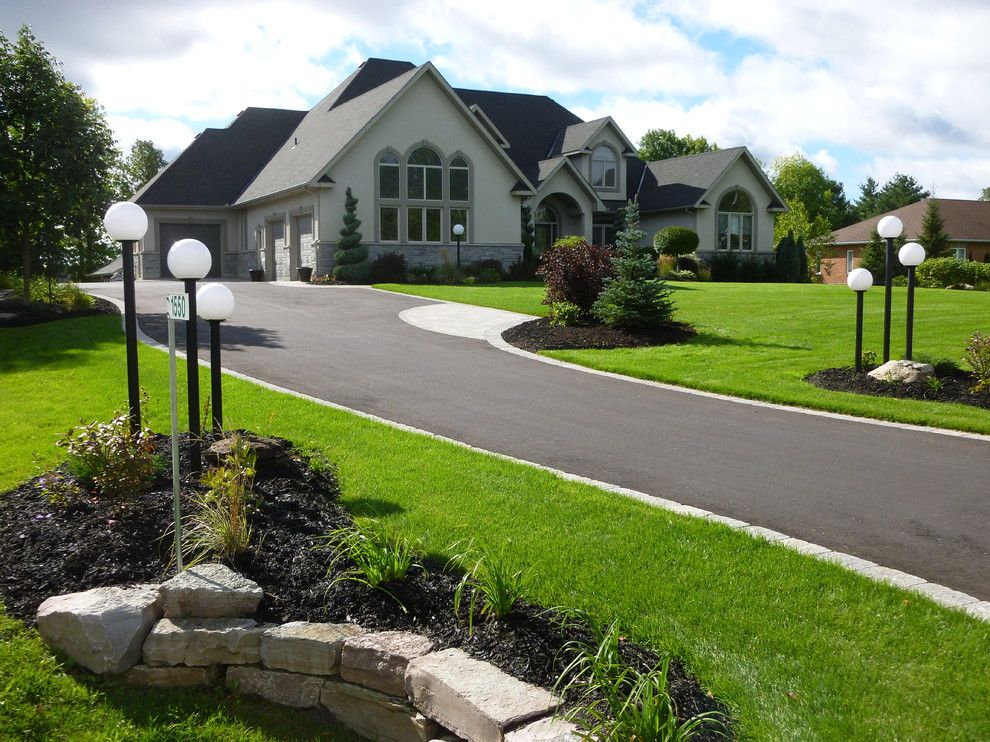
[375, 281, 990, 434]
[1, 315, 988, 740]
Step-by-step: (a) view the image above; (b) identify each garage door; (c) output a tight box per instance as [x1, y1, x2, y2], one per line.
[159, 223, 222, 279]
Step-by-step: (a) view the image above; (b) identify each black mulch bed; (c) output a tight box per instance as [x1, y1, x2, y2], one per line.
[0, 433, 730, 737]
[503, 317, 696, 352]
[0, 292, 118, 328]
[807, 367, 990, 409]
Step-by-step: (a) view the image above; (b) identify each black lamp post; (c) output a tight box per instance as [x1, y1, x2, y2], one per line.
[876, 215, 903, 363]
[847, 268, 874, 373]
[898, 242, 926, 361]
[103, 202, 149, 433]
[166, 239, 212, 473]
[196, 283, 235, 435]
[452, 223, 465, 269]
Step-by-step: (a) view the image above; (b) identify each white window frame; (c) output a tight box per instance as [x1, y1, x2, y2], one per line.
[716, 190, 755, 251]
[846, 249, 855, 273]
[590, 145, 618, 189]
[952, 247, 967, 260]
[407, 206, 443, 243]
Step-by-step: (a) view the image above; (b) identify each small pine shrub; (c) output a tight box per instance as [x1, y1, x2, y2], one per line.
[538, 236, 614, 311]
[58, 413, 157, 498]
[370, 252, 408, 283]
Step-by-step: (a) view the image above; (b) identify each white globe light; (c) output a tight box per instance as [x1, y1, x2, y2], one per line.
[167, 239, 212, 279]
[847, 267, 874, 292]
[197, 283, 235, 321]
[876, 215, 903, 239]
[452, 223, 465, 237]
[898, 241, 926, 267]
[103, 202, 148, 241]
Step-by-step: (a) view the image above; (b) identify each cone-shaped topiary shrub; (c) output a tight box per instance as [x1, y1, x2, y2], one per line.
[333, 187, 370, 282]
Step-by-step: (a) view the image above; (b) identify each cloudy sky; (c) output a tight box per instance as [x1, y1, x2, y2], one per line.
[3, 0, 987, 201]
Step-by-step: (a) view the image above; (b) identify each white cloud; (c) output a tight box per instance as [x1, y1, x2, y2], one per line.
[108, 115, 197, 157]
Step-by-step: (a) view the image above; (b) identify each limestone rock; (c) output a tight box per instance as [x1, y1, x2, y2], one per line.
[867, 359, 934, 384]
[226, 666, 324, 708]
[321, 680, 446, 742]
[505, 717, 582, 741]
[124, 664, 222, 688]
[143, 617, 263, 666]
[36, 584, 162, 675]
[406, 649, 561, 742]
[341, 631, 435, 697]
[208, 435, 290, 467]
[159, 563, 263, 618]
[261, 621, 363, 675]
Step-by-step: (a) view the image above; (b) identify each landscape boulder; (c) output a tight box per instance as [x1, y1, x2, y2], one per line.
[321, 680, 445, 742]
[504, 717, 582, 741]
[143, 617, 264, 666]
[124, 664, 222, 688]
[36, 584, 162, 674]
[867, 359, 934, 384]
[341, 630, 435, 696]
[159, 563, 263, 618]
[261, 621, 363, 675]
[226, 666, 325, 708]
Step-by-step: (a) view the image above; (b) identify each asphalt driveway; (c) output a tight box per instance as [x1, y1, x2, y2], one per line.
[87, 281, 990, 599]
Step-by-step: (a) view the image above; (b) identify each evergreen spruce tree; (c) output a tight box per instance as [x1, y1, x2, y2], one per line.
[774, 230, 799, 282]
[520, 205, 535, 262]
[592, 201, 674, 328]
[796, 236, 809, 282]
[917, 199, 951, 258]
[859, 229, 906, 282]
[332, 187, 370, 281]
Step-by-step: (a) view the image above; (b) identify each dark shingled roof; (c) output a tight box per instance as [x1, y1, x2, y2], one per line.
[454, 88, 582, 175]
[634, 147, 746, 212]
[135, 107, 306, 206]
[331, 59, 416, 110]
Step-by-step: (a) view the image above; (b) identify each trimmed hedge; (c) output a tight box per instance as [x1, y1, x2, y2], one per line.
[916, 257, 990, 289]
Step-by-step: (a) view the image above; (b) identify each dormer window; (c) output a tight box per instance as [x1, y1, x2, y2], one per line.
[591, 145, 617, 188]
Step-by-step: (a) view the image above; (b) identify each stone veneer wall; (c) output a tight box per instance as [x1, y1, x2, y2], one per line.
[365, 243, 523, 271]
[35, 564, 578, 742]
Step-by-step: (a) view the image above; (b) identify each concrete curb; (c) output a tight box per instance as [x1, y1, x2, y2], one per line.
[88, 292, 990, 621]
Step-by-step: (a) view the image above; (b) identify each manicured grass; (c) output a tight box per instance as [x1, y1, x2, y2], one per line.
[374, 281, 990, 434]
[0, 603, 361, 740]
[2, 315, 988, 740]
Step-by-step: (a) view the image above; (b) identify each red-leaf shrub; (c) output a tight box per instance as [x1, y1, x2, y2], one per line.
[537, 237, 614, 311]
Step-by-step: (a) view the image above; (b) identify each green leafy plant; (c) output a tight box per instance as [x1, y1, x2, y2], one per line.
[963, 331, 990, 393]
[653, 226, 699, 259]
[925, 375, 944, 393]
[183, 435, 256, 564]
[548, 300, 583, 327]
[450, 542, 525, 632]
[323, 524, 420, 608]
[538, 236, 614, 312]
[58, 412, 157, 498]
[556, 618, 727, 741]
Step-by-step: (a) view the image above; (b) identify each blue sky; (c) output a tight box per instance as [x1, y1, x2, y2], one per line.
[3, 0, 988, 202]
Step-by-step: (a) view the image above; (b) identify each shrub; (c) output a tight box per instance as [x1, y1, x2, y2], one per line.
[407, 265, 436, 283]
[964, 332, 990, 393]
[332, 187, 370, 281]
[917, 257, 990, 289]
[184, 435, 257, 564]
[653, 226, 699, 258]
[593, 202, 674, 329]
[507, 257, 538, 281]
[369, 252, 408, 283]
[547, 300, 583, 327]
[660, 270, 697, 282]
[675, 255, 699, 274]
[709, 252, 774, 282]
[538, 236, 614, 312]
[434, 256, 464, 285]
[656, 255, 677, 275]
[58, 412, 157, 498]
[467, 259, 505, 283]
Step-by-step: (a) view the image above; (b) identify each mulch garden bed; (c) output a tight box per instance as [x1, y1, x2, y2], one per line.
[0, 432, 730, 738]
[0, 291, 117, 328]
[806, 367, 990, 409]
[503, 317, 696, 352]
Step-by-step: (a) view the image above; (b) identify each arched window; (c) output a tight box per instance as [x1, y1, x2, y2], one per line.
[590, 145, 617, 188]
[408, 147, 442, 200]
[449, 156, 469, 202]
[717, 189, 754, 251]
[378, 152, 399, 199]
[534, 204, 559, 254]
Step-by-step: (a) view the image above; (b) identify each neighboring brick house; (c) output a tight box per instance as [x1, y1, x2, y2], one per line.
[823, 198, 990, 284]
[133, 58, 784, 280]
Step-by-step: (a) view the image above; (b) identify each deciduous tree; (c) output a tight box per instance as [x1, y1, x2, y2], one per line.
[121, 139, 167, 198]
[638, 128, 717, 162]
[769, 154, 853, 236]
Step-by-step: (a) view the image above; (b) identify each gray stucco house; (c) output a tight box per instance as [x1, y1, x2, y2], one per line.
[133, 58, 785, 280]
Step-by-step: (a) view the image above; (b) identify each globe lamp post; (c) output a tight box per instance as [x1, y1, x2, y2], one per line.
[876, 214, 903, 362]
[452, 223, 465, 269]
[167, 239, 212, 472]
[847, 268, 874, 373]
[196, 283, 235, 435]
[103, 202, 149, 433]
[898, 241, 926, 361]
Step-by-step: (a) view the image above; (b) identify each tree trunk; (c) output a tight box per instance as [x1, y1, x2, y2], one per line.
[21, 237, 31, 302]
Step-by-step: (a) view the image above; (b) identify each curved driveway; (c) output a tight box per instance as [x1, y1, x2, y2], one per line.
[91, 281, 989, 598]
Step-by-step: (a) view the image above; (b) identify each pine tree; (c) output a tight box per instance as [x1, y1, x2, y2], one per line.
[859, 229, 907, 282]
[917, 200, 950, 258]
[332, 187, 370, 281]
[520, 205, 535, 262]
[774, 230, 800, 282]
[592, 201, 674, 328]
[855, 177, 881, 220]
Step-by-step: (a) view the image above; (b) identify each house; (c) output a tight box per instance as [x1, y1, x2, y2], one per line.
[133, 58, 785, 280]
[824, 198, 990, 284]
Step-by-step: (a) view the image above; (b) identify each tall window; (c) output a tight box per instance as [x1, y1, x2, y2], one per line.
[534, 204, 559, 254]
[590, 145, 617, 188]
[846, 249, 855, 273]
[717, 190, 754, 251]
[378, 152, 399, 198]
[450, 156, 469, 201]
[408, 207, 442, 242]
[408, 147, 442, 200]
